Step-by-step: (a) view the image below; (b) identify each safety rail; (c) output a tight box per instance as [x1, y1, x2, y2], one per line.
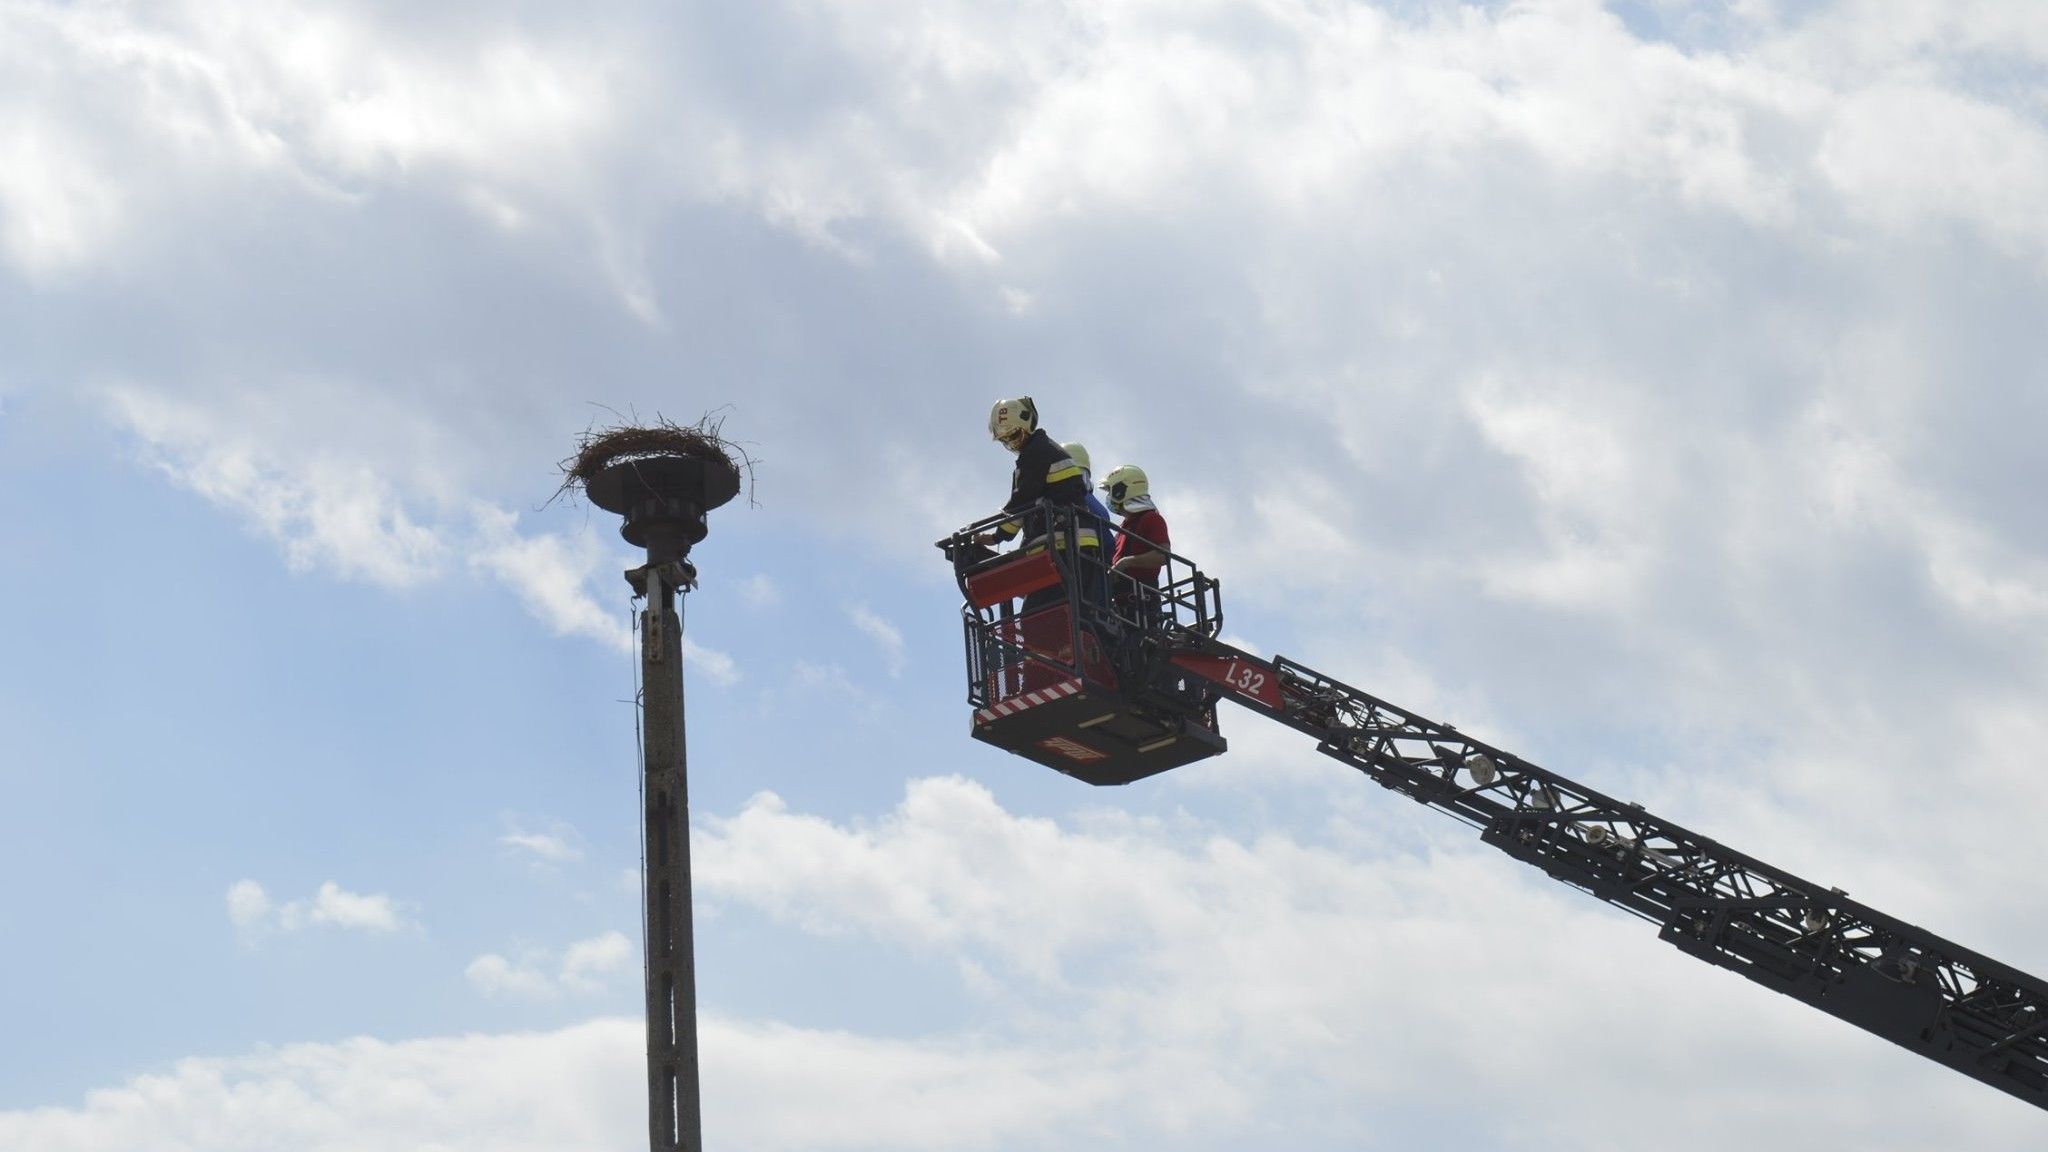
[939, 500, 1221, 710]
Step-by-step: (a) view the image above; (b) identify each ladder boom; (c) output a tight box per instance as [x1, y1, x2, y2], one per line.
[1171, 638, 2048, 1110]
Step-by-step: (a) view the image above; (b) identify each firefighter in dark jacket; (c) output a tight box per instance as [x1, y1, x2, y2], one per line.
[979, 397, 1100, 551]
[980, 396, 1101, 610]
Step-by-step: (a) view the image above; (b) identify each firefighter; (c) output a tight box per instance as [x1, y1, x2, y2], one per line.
[1062, 442, 1116, 528]
[979, 397, 1098, 551]
[980, 397, 1101, 613]
[1102, 463, 1169, 620]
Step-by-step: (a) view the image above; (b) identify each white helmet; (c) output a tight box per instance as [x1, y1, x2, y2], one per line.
[1061, 442, 1092, 475]
[987, 397, 1037, 450]
[1100, 464, 1149, 514]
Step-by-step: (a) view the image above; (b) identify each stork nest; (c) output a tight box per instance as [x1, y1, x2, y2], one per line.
[553, 411, 756, 506]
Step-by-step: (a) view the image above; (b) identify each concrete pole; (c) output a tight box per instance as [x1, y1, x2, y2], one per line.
[640, 560, 701, 1152]
[585, 453, 739, 1152]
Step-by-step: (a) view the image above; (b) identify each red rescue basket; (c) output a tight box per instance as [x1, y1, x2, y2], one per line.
[940, 503, 1228, 785]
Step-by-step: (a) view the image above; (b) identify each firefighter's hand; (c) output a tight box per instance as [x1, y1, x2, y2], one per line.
[972, 532, 1001, 547]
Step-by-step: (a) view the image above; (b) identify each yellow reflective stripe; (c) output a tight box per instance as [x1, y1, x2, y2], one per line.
[1045, 463, 1083, 485]
[1021, 530, 1100, 554]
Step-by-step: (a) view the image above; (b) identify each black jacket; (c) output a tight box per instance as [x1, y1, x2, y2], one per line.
[998, 430, 1096, 547]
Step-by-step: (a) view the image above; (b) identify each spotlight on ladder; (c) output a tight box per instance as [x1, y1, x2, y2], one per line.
[1463, 752, 1499, 786]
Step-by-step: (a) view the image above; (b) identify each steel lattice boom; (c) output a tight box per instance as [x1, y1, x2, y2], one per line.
[1216, 645, 2048, 1108]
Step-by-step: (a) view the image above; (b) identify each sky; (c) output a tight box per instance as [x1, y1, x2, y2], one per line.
[3, 0, 2048, 1148]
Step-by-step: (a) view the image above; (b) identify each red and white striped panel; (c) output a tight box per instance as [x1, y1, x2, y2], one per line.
[974, 678, 1083, 725]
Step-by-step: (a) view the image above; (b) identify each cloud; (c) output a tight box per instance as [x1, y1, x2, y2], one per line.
[103, 385, 744, 680]
[847, 603, 906, 677]
[0, 1016, 1186, 1152]
[558, 931, 635, 994]
[0, 0, 626, 277]
[466, 931, 634, 999]
[0, 1020, 645, 1152]
[49, 0, 2048, 632]
[0, 106, 125, 276]
[499, 822, 585, 866]
[11, 2, 2048, 1145]
[462, 953, 560, 1001]
[738, 574, 782, 607]
[228, 880, 410, 936]
[289, 882, 407, 933]
[224, 880, 272, 931]
[471, 510, 629, 650]
[682, 637, 741, 687]
[65, 783, 2048, 1149]
[789, 659, 884, 719]
[684, 776, 2044, 1149]
[110, 385, 448, 589]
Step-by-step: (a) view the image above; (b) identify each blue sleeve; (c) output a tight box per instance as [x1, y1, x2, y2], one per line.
[1085, 491, 1112, 522]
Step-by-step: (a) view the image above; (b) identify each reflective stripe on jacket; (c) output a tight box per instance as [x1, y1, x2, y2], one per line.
[1021, 526, 1101, 554]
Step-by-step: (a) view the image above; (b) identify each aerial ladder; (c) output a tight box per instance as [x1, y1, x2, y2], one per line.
[938, 501, 2048, 1113]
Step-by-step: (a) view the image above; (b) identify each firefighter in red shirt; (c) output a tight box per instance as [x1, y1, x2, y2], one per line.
[1101, 464, 1168, 620]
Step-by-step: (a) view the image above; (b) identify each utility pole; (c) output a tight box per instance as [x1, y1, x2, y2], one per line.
[587, 451, 740, 1152]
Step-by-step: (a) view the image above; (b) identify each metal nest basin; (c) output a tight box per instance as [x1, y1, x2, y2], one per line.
[586, 454, 742, 549]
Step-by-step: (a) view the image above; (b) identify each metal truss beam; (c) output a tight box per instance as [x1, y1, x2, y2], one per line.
[1204, 650, 2048, 1110]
